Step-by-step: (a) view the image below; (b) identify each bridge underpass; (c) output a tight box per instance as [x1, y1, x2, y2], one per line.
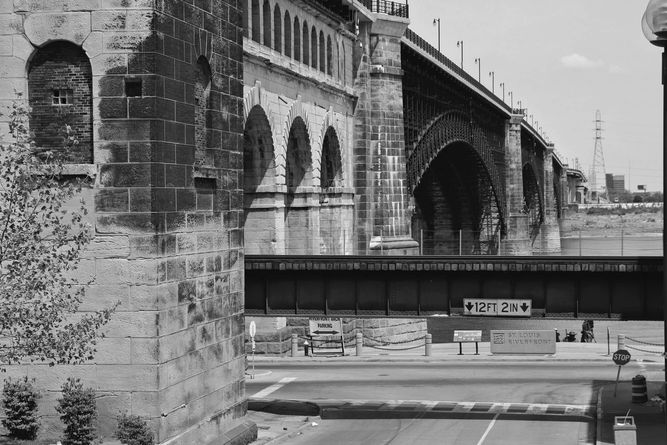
[245, 255, 663, 320]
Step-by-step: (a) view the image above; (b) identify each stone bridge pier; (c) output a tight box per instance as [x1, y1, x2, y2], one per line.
[355, 13, 418, 255]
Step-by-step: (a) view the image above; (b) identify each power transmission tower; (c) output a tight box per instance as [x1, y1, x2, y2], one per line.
[589, 110, 607, 202]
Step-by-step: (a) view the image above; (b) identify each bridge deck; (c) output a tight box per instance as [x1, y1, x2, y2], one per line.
[245, 256, 662, 319]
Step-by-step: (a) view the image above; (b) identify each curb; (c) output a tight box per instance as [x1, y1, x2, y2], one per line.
[596, 386, 604, 445]
[247, 355, 652, 364]
[248, 397, 595, 421]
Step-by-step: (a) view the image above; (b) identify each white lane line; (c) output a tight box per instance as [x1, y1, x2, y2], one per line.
[251, 377, 296, 398]
[476, 413, 499, 445]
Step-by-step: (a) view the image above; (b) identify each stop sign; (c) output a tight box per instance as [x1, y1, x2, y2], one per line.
[612, 349, 631, 365]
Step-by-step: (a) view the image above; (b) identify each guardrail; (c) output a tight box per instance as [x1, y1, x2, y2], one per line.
[359, 0, 409, 18]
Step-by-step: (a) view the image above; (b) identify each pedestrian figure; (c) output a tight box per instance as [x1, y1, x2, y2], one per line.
[581, 319, 595, 343]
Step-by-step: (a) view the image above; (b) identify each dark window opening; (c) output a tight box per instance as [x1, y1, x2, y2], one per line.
[125, 78, 143, 97]
[52, 89, 73, 105]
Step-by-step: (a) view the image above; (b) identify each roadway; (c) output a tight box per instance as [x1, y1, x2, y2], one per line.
[247, 360, 664, 445]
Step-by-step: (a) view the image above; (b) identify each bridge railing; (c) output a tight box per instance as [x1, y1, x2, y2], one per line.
[404, 28, 508, 114]
[359, 0, 409, 18]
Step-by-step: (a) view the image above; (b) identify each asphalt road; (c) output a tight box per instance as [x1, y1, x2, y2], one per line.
[247, 360, 664, 445]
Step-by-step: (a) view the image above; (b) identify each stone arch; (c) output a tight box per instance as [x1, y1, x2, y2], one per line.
[273, 3, 282, 53]
[522, 163, 544, 243]
[293, 16, 301, 62]
[310, 26, 317, 69]
[409, 111, 507, 254]
[283, 10, 291, 57]
[302, 20, 309, 66]
[262, 0, 271, 47]
[326, 35, 333, 76]
[317, 107, 343, 184]
[243, 104, 277, 253]
[251, 0, 260, 42]
[278, 97, 313, 180]
[28, 40, 93, 163]
[320, 126, 342, 190]
[319, 31, 325, 73]
[194, 56, 212, 166]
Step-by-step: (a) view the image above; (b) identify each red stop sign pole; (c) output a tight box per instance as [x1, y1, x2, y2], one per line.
[612, 349, 631, 397]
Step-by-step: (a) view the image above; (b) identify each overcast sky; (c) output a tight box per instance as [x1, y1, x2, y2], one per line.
[408, 0, 662, 192]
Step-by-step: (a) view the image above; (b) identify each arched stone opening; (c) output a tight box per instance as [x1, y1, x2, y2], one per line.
[319, 126, 345, 254]
[302, 21, 309, 66]
[243, 105, 277, 253]
[522, 163, 543, 244]
[293, 17, 300, 62]
[251, 0, 260, 42]
[285, 117, 313, 254]
[262, 0, 271, 47]
[413, 142, 503, 255]
[320, 127, 342, 190]
[319, 31, 325, 73]
[284, 11, 291, 57]
[273, 4, 281, 53]
[28, 41, 93, 163]
[310, 26, 317, 69]
[194, 56, 212, 166]
[327, 36, 333, 76]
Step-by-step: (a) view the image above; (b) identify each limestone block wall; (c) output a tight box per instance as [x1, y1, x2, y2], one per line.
[0, 2, 251, 444]
[243, 37, 356, 255]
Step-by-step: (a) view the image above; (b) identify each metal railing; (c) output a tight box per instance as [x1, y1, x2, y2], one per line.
[359, 0, 409, 18]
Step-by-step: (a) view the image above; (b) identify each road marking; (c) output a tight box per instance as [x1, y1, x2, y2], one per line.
[251, 377, 296, 398]
[476, 413, 499, 445]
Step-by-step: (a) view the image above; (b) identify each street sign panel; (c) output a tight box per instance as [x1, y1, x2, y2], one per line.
[463, 298, 531, 317]
[453, 330, 482, 342]
[308, 318, 342, 336]
[612, 349, 631, 366]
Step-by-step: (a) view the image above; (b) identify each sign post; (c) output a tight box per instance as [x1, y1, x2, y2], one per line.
[612, 349, 631, 397]
[249, 321, 256, 379]
[308, 318, 344, 356]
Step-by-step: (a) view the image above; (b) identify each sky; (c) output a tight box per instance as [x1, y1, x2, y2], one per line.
[408, 0, 663, 192]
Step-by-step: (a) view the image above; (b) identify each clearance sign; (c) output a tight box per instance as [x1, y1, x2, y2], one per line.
[463, 298, 532, 317]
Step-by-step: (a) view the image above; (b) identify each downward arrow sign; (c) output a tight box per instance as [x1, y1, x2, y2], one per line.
[520, 303, 529, 312]
[465, 303, 474, 312]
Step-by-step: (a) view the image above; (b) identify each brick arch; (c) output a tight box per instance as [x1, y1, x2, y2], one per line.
[522, 162, 544, 243]
[408, 111, 507, 247]
[243, 80, 272, 122]
[27, 40, 93, 163]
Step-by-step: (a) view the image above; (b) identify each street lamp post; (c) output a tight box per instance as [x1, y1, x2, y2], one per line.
[456, 40, 464, 69]
[530, 114, 534, 126]
[508, 91, 513, 109]
[489, 71, 495, 93]
[499, 82, 505, 102]
[433, 18, 441, 52]
[517, 100, 523, 114]
[475, 58, 481, 82]
[642, 1, 667, 437]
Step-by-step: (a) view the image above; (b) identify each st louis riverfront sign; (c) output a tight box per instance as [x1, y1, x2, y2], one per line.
[490, 330, 557, 354]
[463, 298, 532, 317]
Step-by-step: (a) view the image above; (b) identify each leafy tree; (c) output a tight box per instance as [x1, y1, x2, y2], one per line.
[0, 99, 115, 368]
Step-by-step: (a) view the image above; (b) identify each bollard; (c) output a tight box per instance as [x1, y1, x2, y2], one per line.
[631, 375, 648, 403]
[291, 334, 298, 357]
[613, 416, 637, 445]
[425, 333, 432, 357]
[356, 332, 363, 356]
[618, 334, 626, 350]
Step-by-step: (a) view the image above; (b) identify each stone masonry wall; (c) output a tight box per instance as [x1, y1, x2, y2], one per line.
[0, 2, 252, 444]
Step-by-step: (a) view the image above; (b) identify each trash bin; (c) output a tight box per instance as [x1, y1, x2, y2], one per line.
[631, 375, 647, 403]
[304, 340, 310, 356]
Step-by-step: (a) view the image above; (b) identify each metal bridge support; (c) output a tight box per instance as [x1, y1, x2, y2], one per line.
[540, 144, 562, 254]
[355, 14, 418, 255]
[503, 115, 531, 254]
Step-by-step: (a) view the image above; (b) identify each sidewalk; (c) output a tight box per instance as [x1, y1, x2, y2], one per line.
[247, 341, 667, 445]
[248, 340, 664, 363]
